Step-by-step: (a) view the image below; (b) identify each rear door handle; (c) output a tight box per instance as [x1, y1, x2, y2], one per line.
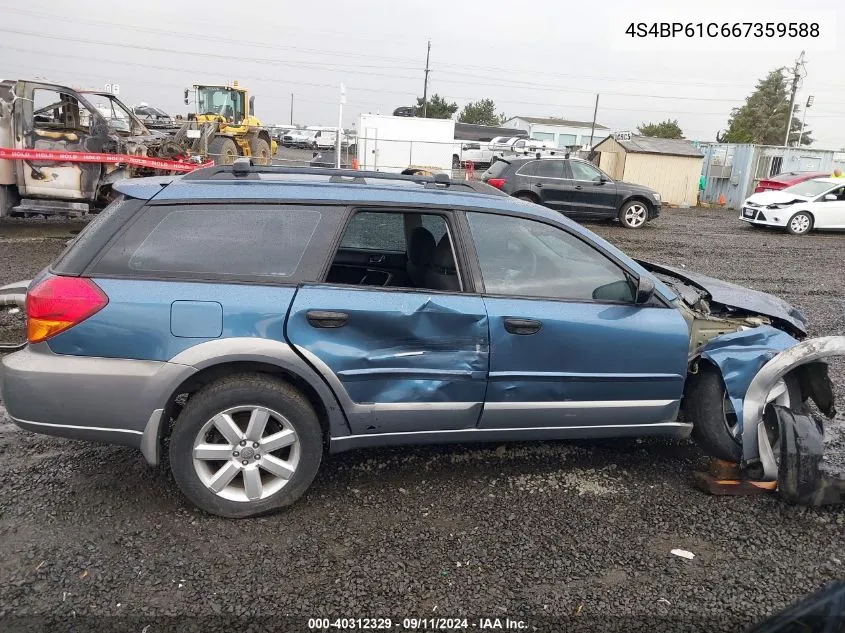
[503, 317, 542, 335]
[306, 310, 348, 328]
[574, 185, 583, 190]
[535, 182, 543, 188]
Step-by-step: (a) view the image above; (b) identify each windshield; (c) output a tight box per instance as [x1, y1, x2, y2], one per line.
[196, 87, 244, 121]
[80, 94, 146, 135]
[782, 179, 834, 197]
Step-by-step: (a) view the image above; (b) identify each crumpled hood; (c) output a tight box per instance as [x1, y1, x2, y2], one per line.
[745, 189, 811, 206]
[638, 261, 807, 336]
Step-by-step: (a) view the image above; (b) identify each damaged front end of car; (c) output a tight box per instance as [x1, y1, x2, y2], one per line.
[641, 261, 843, 505]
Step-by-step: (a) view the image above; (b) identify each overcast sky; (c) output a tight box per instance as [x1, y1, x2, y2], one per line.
[1, 0, 842, 146]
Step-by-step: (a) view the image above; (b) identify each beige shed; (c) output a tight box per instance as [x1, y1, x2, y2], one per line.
[593, 135, 703, 206]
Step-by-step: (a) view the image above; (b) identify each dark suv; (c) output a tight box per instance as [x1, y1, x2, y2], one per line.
[483, 156, 661, 228]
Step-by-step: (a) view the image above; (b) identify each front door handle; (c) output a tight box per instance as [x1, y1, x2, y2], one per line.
[574, 185, 583, 190]
[503, 317, 542, 335]
[535, 182, 543, 188]
[306, 310, 348, 328]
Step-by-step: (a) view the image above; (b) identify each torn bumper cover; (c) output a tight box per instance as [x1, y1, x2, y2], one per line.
[700, 331, 843, 504]
[741, 336, 841, 478]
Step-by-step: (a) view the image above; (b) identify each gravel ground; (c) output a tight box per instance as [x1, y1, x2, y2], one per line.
[1, 208, 844, 633]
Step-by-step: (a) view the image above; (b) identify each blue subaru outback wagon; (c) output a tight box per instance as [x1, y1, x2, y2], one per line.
[1, 160, 810, 517]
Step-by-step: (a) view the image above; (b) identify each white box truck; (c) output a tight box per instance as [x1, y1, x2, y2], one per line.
[357, 114, 455, 174]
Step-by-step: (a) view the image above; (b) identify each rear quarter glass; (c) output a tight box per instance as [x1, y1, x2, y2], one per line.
[52, 197, 146, 276]
[89, 203, 345, 283]
[483, 160, 512, 178]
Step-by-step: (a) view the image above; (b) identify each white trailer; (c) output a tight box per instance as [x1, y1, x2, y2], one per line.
[357, 114, 455, 174]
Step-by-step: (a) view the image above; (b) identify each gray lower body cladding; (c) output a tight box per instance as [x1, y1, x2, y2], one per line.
[1, 343, 195, 451]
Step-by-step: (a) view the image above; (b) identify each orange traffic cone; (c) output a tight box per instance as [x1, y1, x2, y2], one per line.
[351, 158, 359, 170]
[718, 194, 726, 206]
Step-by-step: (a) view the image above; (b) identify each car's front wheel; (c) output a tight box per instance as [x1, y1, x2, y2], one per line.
[618, 200, 649, 229]
[786, 211, 813, 235]
[169, 373, 323, 518]
[684, 364, 799, 462]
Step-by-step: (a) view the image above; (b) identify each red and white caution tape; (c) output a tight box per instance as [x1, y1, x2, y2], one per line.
[0, 147, 213, 173]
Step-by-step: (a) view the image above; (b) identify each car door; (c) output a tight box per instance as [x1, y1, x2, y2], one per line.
[286, 208, 489, 436]
[566, 160, 619, 218]
[810, 184, 845, 228]
[464, 211, 690, 431]
[529, 159, 571, 211]
[13, 81, 105, 201]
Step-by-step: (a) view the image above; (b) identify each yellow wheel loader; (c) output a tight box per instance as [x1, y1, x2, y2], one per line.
[174, 82, 277, 166]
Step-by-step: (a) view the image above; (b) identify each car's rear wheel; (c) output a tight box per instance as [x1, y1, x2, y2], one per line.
[786, 211, 813, 235]
[619, 200, 648, 229]
[516, 193, 538, 204]
[169, 373, 323, 518]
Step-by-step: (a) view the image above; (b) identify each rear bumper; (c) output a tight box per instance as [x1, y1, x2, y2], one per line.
[1, 343, 196, 462]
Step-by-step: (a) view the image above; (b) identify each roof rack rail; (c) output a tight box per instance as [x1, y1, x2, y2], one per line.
[179, 157, 508, 195]
[183, 158, 448, 185]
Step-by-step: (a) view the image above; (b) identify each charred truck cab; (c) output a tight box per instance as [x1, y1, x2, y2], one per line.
[0, 79, 196, 217]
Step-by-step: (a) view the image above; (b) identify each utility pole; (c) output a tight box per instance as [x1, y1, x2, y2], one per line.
[799, 95, 814, 146]
[422, 40, 431, 118]
[783, 50, 806, 146]
[290, 93, 294, 125]
[588, 94, 600, 147]
[336, 83, 346, 169]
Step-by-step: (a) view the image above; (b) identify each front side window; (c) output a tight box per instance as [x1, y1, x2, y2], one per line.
[467, 213, 635, 302]
[569, 161, 604, 182]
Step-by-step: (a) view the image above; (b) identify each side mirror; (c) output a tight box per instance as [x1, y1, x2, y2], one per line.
[599, 175, 610, 184]
[249, 96, 255, 117]
[183, 88, 189, 106]
[824, 193, 837, 201]
[635, 276, 655, 304]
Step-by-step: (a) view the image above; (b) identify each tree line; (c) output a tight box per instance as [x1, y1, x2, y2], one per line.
[411, 66, 812, 145]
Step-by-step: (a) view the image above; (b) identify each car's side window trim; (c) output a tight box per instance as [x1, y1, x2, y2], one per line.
[314, 206, 479, 295]
[463, 209, 670, 308]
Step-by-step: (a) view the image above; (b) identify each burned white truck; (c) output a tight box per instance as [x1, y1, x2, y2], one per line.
[0, 79, 198, 217]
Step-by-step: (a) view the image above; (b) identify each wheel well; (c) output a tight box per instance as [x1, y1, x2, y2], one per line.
[514, 190, 539, 202]
[257, 130, 272, 146]
[159, 361, 330, 449]
[789, 209, 814, 223]
[621, 195, 652, 212]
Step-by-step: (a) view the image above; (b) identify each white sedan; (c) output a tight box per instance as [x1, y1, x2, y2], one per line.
[740, 177, 845, 235]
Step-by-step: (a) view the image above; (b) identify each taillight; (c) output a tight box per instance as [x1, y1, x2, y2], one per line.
[488, 178, 506, 189]
[26, 276, 108, 343]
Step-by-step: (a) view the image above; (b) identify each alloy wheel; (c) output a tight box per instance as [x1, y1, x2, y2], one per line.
[624, 204, 647, 228]
[192, 405, 301, 502]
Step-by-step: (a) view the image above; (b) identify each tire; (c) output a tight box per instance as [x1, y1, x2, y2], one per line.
[169, 373, 323, 518]
[251, 137, 272, 166]
[618, 199, 649, 229]
[786, 211, 813, 235]
[208, 136, 239, 166]
[684, 365, 742, 461]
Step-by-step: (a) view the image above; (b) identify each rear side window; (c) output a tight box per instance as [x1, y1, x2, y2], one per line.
[483, 159, 511, 178]
[92, 204, 339, 282]
[533, 160, 566, 179]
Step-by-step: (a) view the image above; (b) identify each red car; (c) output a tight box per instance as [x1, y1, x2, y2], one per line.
[754, 171, 829, 193]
